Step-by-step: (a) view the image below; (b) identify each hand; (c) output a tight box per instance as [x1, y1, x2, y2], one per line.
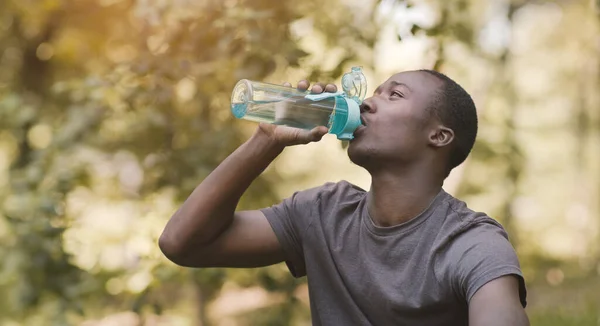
[255, 80, 338, 147]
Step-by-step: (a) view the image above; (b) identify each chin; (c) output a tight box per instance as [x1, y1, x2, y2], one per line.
[347, 141, 375, 168]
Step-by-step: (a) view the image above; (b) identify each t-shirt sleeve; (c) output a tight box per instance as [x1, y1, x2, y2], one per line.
[449, 221, 527, 308]
[260, 185, 324, 278]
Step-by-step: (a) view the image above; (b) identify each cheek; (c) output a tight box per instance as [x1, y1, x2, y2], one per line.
[376, 115, 416, 140]
[387, 108, 429, 133]
[371, 117, 428, 151]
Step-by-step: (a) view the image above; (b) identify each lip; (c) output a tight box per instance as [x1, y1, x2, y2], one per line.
[354, 125, 366, 136]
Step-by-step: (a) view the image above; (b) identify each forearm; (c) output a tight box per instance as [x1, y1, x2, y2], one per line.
[159, 130, 284, 256]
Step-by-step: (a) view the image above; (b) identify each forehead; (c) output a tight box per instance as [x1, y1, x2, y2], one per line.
[379, 71, 443, 95]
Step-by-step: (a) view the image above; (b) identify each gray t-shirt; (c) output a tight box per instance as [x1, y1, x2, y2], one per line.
[261, 181, 527, 326]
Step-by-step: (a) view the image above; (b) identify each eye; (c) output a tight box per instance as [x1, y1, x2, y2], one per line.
[391, 91, 404, 98]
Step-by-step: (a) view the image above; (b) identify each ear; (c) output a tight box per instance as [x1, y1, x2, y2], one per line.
[428, 125, 454, 148]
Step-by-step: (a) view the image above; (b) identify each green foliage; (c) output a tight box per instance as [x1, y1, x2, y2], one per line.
[236, 300, 311, 326]
[1, 0, 598, 324]
[529, 306, 599, 326]
[0, 0, 375, 324]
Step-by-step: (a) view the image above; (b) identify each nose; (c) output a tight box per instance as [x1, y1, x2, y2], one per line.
[360, 97, 375, 113]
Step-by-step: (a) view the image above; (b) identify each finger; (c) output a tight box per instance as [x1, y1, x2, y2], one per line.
[290, 126, 328, 145]
[310, 126, 329, 141]
[324, 84, 337, 93]
[282, 82, 292, 87]
[297, 80, 310, 91]
[310, 82, 325, 94]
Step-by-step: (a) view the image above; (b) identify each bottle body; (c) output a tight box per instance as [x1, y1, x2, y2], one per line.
[231, 79, 336, 130]
[230, 66, 366, 140]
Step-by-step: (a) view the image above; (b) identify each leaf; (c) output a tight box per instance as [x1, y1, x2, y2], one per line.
[410, 24, 422, 35]
[132, 289, 149, 314]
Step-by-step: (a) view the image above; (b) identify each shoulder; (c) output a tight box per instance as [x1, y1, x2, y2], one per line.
[446, 215, 516, 269]
[432, 193, 517, 276]
[439, 194, 510, 243]
[434, 195, 526, 306]
[437, 195, 515, 263]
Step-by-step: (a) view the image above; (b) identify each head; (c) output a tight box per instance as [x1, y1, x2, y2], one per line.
[347, 70, 478, 178]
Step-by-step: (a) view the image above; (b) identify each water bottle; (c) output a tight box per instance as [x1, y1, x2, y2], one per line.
[230, 67, 367, 140]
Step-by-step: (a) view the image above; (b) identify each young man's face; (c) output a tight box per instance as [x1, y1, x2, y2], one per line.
[348, 71, 445, 170]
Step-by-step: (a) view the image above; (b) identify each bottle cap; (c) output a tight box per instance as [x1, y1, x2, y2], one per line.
[328, 97, 361, 140]
[341, 66, 367, 104]
[304, 67, 367, 140]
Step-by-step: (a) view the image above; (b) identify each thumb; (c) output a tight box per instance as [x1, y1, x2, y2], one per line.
[291, 126, 328, 145]
[308, 126, 329, 142]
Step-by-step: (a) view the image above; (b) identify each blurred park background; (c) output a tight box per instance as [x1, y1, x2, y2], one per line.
[0, 0, 599, 325]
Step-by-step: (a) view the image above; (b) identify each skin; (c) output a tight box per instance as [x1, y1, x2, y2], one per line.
[348, 71, 454, 227]
[158, 72, 529, 325]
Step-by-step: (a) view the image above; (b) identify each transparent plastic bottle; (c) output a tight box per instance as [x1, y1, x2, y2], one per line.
[231, 67, 367, 140]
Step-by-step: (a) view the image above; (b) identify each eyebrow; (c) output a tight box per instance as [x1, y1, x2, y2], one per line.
[373, 81, 412, 94]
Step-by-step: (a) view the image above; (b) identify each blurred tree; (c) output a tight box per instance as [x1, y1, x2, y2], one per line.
[3, 0, 598, 324]
[382, 1, 600, 322]
[0, 0, 377, 325]
[380, 0, 527, 236]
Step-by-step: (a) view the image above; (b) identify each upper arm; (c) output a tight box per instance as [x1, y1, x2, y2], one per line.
[447, 221, 527, 307]
[168, 184, 325, 275]
[469, 275, 529, 326]
[170, 210, 285, 268]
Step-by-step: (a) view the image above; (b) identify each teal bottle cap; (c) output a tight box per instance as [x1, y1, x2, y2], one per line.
[304, 66, 367, 140]
[329, 97, 361, 140]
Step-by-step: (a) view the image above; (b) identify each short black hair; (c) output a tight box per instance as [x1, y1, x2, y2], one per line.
[419, 69, 478, 172]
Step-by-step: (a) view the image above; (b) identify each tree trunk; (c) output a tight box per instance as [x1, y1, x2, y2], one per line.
[193, 277, 211, 326]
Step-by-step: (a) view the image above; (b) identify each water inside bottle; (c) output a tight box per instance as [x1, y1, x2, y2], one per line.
[235, 96, 336, 130]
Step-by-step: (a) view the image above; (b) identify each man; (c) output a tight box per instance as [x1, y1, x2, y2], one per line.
[159, 70, 529, 325]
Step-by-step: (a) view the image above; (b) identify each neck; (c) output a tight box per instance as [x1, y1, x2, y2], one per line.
[367, 165, 444, 227]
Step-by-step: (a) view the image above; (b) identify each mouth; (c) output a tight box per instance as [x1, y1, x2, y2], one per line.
[360, 116, 367, 126]
[353, 124, 366, 137]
